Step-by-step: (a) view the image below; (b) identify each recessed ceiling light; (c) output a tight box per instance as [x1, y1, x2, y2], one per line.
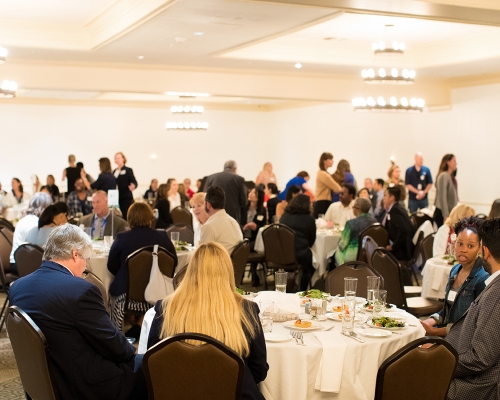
[295, 63, 302, 69]
[324, 37, 334, 41]
[385, 24, 394, 27]
[194, 32, 204, 36]
[138, 56, 144, 59]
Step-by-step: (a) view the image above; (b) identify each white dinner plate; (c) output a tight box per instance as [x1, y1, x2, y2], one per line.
[381, 312, 407, 321]
[327, 313, 365, 322]
[264, 333, 293, 342]
[357, 328, 391, 338]
[282, 320, 324, 331]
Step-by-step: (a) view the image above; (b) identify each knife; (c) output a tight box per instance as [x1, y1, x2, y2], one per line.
[341, 331, 365, 343]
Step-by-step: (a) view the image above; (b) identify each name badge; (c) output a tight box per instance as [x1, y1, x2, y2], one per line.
[387, 214, 391, 221]
[448, 290, 457, 302]
[120, 170, 126, 175]
[420, 174, 425, 180]
[257, 215, 264, 221]
[87, 196, 92, 202]
[417, 184, 422, 190]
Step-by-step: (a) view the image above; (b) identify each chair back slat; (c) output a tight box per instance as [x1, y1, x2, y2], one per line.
[420, 233, 435, 265]
[171, 207, 193, 229]
[0, 228, 13, 274]
[358, 223, 389, 261]
[173, 265, 188, 290]
[262, 224, 296, 270]
[165, 223, 194, 245]
[15, 243, 44, 277]
[371, 249, 407, 309]
[325, 261, 382, 296]
[126, 246, 176, 303]
[231, 240, 250, 286]
[375, 336, 458, 400]
[143, 332, 244, 400]
[0, 218, 14, 232]
[361, 236, 380, 268]
[6, 306, 59, 400]
[82, 270, 109, 313]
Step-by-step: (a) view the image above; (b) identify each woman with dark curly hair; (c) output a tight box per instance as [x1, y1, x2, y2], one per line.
[279, 194, 316, 290]
[420, 216, 489, 337]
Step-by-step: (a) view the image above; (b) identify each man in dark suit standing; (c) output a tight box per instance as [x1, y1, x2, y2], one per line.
[382, 186, 413, 261]
[445, 218, 500, 400]
[9, 224, 146, 400]
[205, 160, 248, 225]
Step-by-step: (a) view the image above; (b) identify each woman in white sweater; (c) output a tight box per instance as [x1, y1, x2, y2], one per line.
[433, 204, 475, 257]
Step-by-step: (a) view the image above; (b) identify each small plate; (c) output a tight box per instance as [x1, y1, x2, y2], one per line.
[283, 320, 324, 331]
[357, 328, 391, 338]
[327, 313, 364, 322]
[264, 333, 293, 342]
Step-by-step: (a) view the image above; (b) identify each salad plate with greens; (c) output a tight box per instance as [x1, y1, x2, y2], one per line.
[370, 316, 406, 330]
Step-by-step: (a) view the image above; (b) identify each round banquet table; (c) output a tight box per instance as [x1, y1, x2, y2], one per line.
[421, 256, 453, 300]
[86, 243, 193, 295]
[254, 227, 341, 281]
[4, 204, 27, 224]
[137, 292, 425, 399]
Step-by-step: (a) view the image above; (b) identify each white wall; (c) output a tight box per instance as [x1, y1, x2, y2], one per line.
[1, 83, 499, 214]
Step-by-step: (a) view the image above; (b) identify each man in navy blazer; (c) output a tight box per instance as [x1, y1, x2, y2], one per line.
[9, 224, 146, 399]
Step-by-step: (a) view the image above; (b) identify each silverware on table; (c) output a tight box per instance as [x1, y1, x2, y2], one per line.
[298, 332, 306, 346]
[341, 331, 365, 343]
[363, 323, 402, 335]
[324, 325, 335, 331]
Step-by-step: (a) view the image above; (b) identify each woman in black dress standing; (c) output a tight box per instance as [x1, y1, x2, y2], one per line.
[113, 152, 137, 220]
[61, 154, 80, 195]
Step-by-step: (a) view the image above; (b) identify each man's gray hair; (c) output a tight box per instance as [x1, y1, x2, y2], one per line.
[355, 197, 372, 214]
[223, 160, 237, 171]
[43, 224, 93, 261]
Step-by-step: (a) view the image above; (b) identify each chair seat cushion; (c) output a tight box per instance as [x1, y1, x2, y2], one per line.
[404, 286, 422, 298]
[247, 253, 266, 263]
[406, 297, 443, 316]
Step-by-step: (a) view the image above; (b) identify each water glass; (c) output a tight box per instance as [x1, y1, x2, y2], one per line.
[341, 297, 356, 334]
[372, 289, 387, 319]
[259, 301, 274, 333]
[275, 271, 287, 293]
[344, 277, 358, 298]
[83, 227, 92, 238]
[310, 298, 327, 320]
[170, 232, 180, 247]
[367, 276, 381, 304]
[103, 236, 113, 250]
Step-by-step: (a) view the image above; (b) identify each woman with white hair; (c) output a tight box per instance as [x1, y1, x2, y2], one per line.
[147, 242, 268, 400]
[9, 192, 52, 274]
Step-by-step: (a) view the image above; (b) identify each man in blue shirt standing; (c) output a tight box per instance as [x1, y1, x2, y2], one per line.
[405, 152, 433, 213]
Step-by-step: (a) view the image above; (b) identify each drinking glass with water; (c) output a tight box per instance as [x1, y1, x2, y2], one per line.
[275, 270, 287, 293]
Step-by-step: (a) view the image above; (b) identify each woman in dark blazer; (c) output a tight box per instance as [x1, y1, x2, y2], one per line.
[279, 194, 316, 291]
[107, 202, 177, 328]
[113, 152, 138, 220]
[154, 183, 173, 229]
[147, 242, 268, 400]
[82, 157, 116, 193]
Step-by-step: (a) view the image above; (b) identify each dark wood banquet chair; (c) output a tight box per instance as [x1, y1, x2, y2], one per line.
[0, 227, 14, 246]
[143, 332, 244, 400]
[171, 206, 193, 229]
[360, 236, 381, 268]
[262, 224, 300, 291]
[6, 306, 60, 400]
[173, 265, 188, 290]
[231, 240, 250, 286]
[419, 233, 435, 267]
[165, 223, 194, 245]
[324, 261, 383, 297]
[357, 223, 389, 262]
[371, 248, 443, 316]
[0, 217, 15, 232]
[14, 243, 44, 277]
[82, 270, 109, 313]
[0, 229, 17, 331]
[375, 336, 458, 400]
[124, 246, 176, 325]
[410, 212, 434, 234]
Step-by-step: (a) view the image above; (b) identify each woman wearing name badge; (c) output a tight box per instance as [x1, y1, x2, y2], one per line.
[114, 152, 138, 221]
[420, 217, 489, 337]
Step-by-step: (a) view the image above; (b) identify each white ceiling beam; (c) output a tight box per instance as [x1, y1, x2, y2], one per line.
[85, 0, 178, 50]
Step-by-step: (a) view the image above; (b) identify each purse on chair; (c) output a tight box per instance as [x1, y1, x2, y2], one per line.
[144, 245, 169, 305]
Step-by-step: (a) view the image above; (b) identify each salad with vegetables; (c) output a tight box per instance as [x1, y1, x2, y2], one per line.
[236, 287, 250, 295]
[297, 289, 330, 299]
[371, 316, 405, 328]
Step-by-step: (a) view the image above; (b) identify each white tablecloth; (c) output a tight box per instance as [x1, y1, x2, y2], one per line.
[86, 247, 193, 295]
[254, 227, 341, 278]
[4, 205, 27, 224]
[138, 292, 425, 399]
[421, 256, 453, 299]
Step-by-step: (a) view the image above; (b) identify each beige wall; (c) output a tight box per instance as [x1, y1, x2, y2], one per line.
[1, 83, 498, 214]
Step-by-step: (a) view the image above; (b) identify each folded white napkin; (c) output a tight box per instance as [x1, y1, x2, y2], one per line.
[316, 218, 327, 229]
[313, 331, 347, 393]
[252, 292, 301, 314]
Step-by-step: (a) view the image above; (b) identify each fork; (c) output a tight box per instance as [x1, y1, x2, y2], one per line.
[298, 332, 306, 346]
[292, 331, 300, 345]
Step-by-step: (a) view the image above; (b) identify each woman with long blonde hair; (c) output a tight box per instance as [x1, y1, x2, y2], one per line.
[147, 242, 268, 399]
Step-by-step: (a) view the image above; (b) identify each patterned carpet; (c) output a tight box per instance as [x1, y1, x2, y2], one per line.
[0, 335, 24, 399]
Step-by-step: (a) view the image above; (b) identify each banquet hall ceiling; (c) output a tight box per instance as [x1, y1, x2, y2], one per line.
[2, 0, 500, 107]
